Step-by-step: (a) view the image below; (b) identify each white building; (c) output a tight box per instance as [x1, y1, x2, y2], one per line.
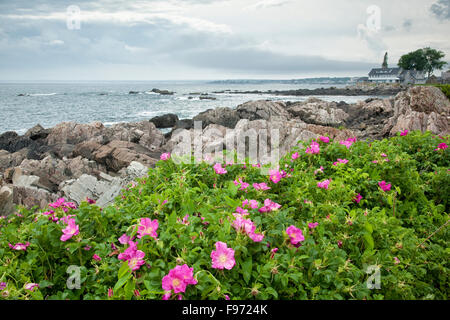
[368, 68, 426, 84]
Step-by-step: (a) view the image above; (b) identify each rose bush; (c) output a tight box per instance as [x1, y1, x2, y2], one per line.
[0, 131, 448, 300]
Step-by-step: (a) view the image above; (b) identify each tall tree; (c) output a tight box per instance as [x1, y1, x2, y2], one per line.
[382, 52, 388, 68]
[398, 48, 447, 77]
[423, 47, 447, 78]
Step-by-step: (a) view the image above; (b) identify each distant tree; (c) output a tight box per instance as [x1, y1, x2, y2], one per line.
[423, 47, 447, 77]
[382, 52, 388, 68]
[398, 47, 447, 77]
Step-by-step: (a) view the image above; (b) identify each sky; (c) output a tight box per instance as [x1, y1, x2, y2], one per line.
[0, 0, 449, 80]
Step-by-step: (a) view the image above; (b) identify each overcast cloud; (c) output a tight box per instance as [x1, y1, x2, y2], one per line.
[0, 0, 449, 80]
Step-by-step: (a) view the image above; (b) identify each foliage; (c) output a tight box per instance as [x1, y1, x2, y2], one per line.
[398, 48, 447, 77]
[0, 131, 448, 300]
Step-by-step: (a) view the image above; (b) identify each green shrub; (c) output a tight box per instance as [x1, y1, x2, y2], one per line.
[0, 131, 448, 300]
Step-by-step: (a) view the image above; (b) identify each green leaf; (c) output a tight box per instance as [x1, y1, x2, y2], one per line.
[38, 280, 54, 289]
[363, 232, 375, 252]
[114, 273, 132, 292]
[118, 262, 130, 280]
[168, 210, 177, 226]
[30, 290, 44, 300]
[124, 278, 135, 300]
[265, 287, 278, 299]
[242, 258, 252, 284]
[227, 180, 239, 197]
[364, 222, 373, 234]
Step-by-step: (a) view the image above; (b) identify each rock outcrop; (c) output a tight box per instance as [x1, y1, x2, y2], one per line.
[150, 114, 179, 128]
[60, 161, 148, 207]
[287, 98, 349, 127]
[236, 100, 291, 121]
[383, 86, 449, 136]
[0, 186, 14, 216]
[193, 107, 240, 129]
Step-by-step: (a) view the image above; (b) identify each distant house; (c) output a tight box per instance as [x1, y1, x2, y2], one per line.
[442, 70, 450, 83]
[368, 68, 426, 84]
[400, 69, 426, 84]
[368, 67, 402, 83]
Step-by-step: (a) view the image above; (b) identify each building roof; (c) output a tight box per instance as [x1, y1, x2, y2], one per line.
[399, 69, 426, 80]
[369, 68, 402, 77]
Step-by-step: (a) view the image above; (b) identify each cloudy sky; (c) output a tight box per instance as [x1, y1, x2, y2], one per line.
[0, 0, 449, 80]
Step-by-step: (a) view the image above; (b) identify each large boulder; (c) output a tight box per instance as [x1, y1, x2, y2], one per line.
[150, 114, 179, 128]
[46, 122, 108, 145]
[93, 140, 159, 172]
[236, 100, 291, 121]
[228, 119, 312, 162]
[0, 186, 14, 216]
[24, 124, 50, 140]
[107, 121, 165, 151]
[60, 174, 123, 208]
[342, 98, 394, 124]
[0, 149, 28, 173]
[12, 185, 60, 209]
[61, 161, 149, 207]
[287, 98, 349, 127]
[383, 86, 449, 136]
[13, 155, 107, 193]
[334, 98, 394, 140]
[0, 131, 37, 154]
[73, 140, 103, 160]
[193, 107, 240, 129]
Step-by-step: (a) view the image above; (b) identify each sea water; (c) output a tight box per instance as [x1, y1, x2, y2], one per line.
[0, 80, 379, 134]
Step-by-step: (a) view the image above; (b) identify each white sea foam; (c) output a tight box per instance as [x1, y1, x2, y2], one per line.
[15, 128, 28, 135]
[103, 121, 127, 126]
[136, 111, 158, 117]
[28, 93, 58, 96]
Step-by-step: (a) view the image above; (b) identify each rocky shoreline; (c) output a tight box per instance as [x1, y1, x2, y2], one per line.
[0, 86, 449, 215]
[214, 83, 408, 97]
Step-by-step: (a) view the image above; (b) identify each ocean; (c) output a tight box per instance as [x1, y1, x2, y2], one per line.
[0, 81, 378, 135]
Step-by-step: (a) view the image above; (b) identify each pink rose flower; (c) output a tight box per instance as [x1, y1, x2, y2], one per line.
[253, 182, 271, 190]
[213, 163, 227, 175]
[269, 169, 282, 184]
[306, 141, 320, 154]
[333, 158, 348, 166]
[353, 193, 362, 203]
[317, 179, 331, 189]
[60, 218, 79, 242]
[24, 283, 39, 292]
[211, 241, 236, 270]
[8, 242, 30, 251]
[258, 199, 281, 213]
[137, 218, 159, 240]
[308, 222, 319, 229]
[378, 181, 391, 192]
[286, 225, 305, 245]
[162, 264, 197, 294]
[435, 143, 448, 151]
[160, 153, 171, 161]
